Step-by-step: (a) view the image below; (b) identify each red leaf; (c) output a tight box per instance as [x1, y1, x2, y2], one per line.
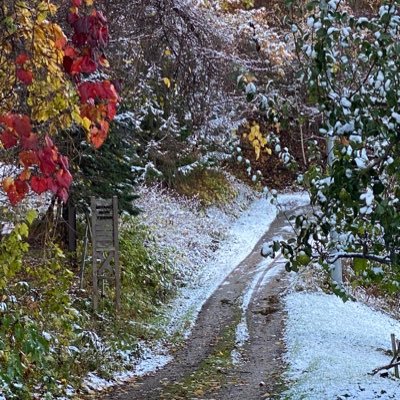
[68, 12, 79, 26]
[90, 120, 109, 148]
[0, 130, 18, 148]
[55, 169, 73, 189]
[71, 0, 82, 6]
[59, 155, 70, 171]
[30, 176, 49, 194]
[16, 53, 29, 65]
[107, 102, 117, 120]
[70, 56, 84, 75]
[19, 150, 39, 167]
[64, 46, 77, 57]
[7, 189, 23, 206]
[75, 16, 90, 34]
[5, 180, 27, 205]
[15, 179, 29, 196]
[0, 114, 13, 128]
[78, 82, 94, 102]
[80, 55, 96, 73]
[16, 68, 33, 85]
[47, 178, 59, 194]
[57, 188, 69, 203]
[55, 34, 67, 50]
[13, 115, 31, 137]
[45, 135, 55, 148]
[20, 132, 38, 150]
[98, 26, 109, 47]
[103, 81, 119, 101]
[95, 10, 107, 25]
[38, 150, 57, 175]
[63, 56, 73, 74]
[72, 32, 88, 47]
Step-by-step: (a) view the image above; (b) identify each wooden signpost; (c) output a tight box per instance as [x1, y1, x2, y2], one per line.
[91, 196, 121, 312]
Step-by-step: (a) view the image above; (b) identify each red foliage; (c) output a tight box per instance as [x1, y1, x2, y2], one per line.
[64, 0, 119, 148]
[1, 0, 119, 206]
[0, 115, 73, 204]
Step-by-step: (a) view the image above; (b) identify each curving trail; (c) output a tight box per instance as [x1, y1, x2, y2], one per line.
[98, 205, 307, 400]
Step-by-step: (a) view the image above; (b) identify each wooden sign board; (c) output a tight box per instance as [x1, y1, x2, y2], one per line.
[91, 196, 121, 312]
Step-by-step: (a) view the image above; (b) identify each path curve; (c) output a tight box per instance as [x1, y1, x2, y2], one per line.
[99, 205, 306, 400]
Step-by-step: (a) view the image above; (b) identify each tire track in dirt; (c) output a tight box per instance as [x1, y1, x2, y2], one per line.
[99, 206, 306, 400]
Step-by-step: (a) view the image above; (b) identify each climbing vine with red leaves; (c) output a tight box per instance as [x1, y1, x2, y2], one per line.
[0, 0, 119, 205]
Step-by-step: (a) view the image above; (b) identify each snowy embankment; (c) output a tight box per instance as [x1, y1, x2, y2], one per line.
[284, 292, 400, 399]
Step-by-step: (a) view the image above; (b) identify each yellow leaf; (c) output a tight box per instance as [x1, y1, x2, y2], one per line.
[255, 145, 261, 160]
[72, 109, 82, 125]
[164, 48, 172, 56]
[162, 77, 171, 89]
[265, 147, 272, 155]
[84, 0, 94, 5]
[82, 117, 92, 132]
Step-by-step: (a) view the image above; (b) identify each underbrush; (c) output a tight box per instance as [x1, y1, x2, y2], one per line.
[119, 217, 177, 319]
[0, 213, 177, 399]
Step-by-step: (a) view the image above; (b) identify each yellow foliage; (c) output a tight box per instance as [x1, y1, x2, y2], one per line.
[0, 1, 78, 134]
[246, 123, 272, 160]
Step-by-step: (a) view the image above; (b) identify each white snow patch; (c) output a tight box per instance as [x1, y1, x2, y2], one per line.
[232, 257, 285, 364]
[284, 292, 400, 399]
[133, 345, 173, 377]
[163, 196, 277, 337]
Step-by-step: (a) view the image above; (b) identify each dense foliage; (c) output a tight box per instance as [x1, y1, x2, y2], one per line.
[265, 0, 400, 295]
[0, 0, 119, 206]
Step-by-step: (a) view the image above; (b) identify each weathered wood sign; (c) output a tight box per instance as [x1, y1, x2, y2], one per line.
[91, 196, 121, 312]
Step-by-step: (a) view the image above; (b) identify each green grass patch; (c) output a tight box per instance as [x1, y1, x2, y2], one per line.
[173, 168, 237, 206]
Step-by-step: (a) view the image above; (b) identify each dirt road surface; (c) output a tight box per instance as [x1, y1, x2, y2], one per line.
[99, 208, 304, 400]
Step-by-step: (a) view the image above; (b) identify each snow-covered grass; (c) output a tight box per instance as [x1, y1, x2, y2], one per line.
[283, 292, 400, 400]
[135, 180, 256, 284]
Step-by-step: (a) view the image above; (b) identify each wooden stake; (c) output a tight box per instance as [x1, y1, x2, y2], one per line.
[91, 196, 98, 312]
[113, 196, 121, 312]
[391, 334, 399, 378]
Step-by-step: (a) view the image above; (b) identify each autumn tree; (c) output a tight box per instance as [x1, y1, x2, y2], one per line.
[0, 0, 119, 206]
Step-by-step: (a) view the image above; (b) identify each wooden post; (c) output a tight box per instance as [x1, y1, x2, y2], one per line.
[91, 196, 98, 312]
[391, 334, 399, 378]
[113, 196, 121, 312]
[91, 196, 120, 313]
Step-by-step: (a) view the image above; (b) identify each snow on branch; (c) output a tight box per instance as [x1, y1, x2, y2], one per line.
[328, 252, 391, 265]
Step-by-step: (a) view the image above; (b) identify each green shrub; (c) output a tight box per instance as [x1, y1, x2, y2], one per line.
[119, 218, 176, 319]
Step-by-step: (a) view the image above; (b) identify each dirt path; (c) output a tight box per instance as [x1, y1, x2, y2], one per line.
[99, 208, 303, 400]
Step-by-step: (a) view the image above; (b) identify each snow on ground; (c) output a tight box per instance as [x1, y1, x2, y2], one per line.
[135, 180, 256, 283]
[81, 185, 309, 391]
[162, 191, 309, 337]
[82, 185, 309, 392]
[284, 292, 400, 399]
[232, 256, 286, 364]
